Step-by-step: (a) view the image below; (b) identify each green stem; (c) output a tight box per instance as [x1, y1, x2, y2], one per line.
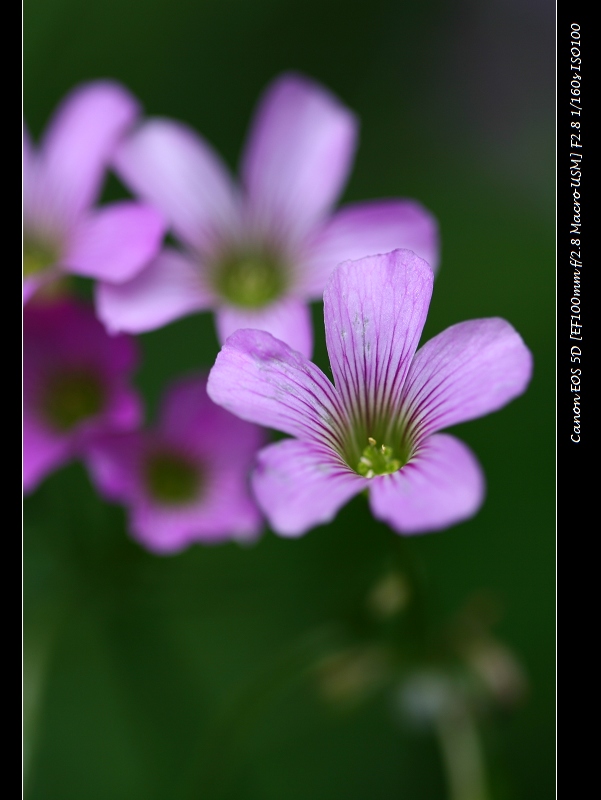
[435, 708, 490, 800]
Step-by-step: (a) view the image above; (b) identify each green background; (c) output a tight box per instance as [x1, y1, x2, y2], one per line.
[23, 1, 555, 798]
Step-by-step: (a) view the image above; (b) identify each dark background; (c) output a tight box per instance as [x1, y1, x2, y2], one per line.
[23, 1, 555, 798]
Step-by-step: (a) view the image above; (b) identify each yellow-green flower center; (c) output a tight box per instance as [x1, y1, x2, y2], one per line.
[357, 437, 403, 478]
[43, 370, 105, 431]
[23, 236, 59, 278]
[144, 451, 202, 505]
[213, 251, 287, 308]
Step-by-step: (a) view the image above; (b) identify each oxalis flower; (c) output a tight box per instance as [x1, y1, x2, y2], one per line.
[207, 250, 533, 536]
[86, 375, 264, 553]
[23, 81, 165, 303]
[97, 72, 439, 357]
[23, 299, 142, 494]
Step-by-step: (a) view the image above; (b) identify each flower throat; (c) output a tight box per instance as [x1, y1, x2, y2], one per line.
[213, 251, 287, 309]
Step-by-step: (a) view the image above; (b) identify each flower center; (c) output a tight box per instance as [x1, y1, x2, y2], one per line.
[213, 251, 287, 308]
[43, 369, 106, 431]
[144, 451, 203, 505]
[23, 236, 59, 278]
[357, 437, 403, 478]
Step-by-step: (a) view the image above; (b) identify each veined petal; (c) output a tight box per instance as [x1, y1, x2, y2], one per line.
[252, 439, 366, 537]
[95, 248, 213, 334]
[300, 199, 440, 297]
[63, 202, 165, 282]
[38, 81, 139, 221]
[114, 119, 239, 252]
[241, 73, 358, 243]
[369, 434, 484, 534]
[207, 328, 346, 451]
[401, 318, 533, 439]
[215, 296, 313, 358]
[324, 251, 433, 435]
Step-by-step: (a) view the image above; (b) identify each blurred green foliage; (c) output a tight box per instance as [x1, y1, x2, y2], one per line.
[24, 1, 554, 797]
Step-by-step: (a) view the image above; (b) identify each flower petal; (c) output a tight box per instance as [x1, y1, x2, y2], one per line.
[241, 73, 358, 243]
[252, 439, 366, 537]
[23, 415, 71, 495]
[301, 199, 440, 297]
[129, 473, 263, 553]
[38, 81, 139, 221]
[215, 296, 313, 358]
[158, 373, 266, 459]
[84, 432, 143, 502]
[401, 318, 533, 439]
[369, 434, 485, 534]
[324, 250, 433, 430]
[114, 119, 239, 252]
[22, 272, 58, 305]
[207, 328, 346, 451]
[95, 248, 213, 334]
[63, 201, 165, 282]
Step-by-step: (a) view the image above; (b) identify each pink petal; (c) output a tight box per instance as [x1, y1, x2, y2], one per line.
[63, 201, 165, 282]
[84, 432, 143, 502]
[95, 248, 213, 334]
[158, 373, 266, 459]
[207, 328, 347, 451]
[23, 123, 36, 218]
[129, 467, 263, 553]
[300, 199, 440, 298]
[22, 272, 58, 305]
[215, 296, 313, 358]
[368, 434, 485, 534]
[241, 73, 358, 243]
[324, 250, 433, 427]
[252, 439, 366, 537]
[401, 318, 533, 439]
[38, 81, 139, 222]
[23, 415, 71, 495]
[113, 119, 239, 253]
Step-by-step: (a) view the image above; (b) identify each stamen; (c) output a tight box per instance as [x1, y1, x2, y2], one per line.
[356, 437, 402, 479]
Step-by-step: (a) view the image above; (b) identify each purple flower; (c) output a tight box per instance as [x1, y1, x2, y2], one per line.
[23, 81, 166, 303]
[207, 249, 533, 537]
[97, 73, 439, 357]
[85, 375, 265, 553]
[23, 298, 142, 494]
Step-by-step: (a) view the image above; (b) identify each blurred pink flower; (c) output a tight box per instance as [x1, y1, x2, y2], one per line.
[86, 375, 265, 553]
[23, 81, 165, 303]
[23, 298, 142, 494]
[98, 73, 439, 357]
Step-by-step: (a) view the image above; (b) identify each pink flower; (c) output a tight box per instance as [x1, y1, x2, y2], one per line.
[85, 375, 265, 553]
[97, 73, 439, 357]
[23, 81, 166, 303]
[23, 298, 142, 494]
[207, 250, 533, 537]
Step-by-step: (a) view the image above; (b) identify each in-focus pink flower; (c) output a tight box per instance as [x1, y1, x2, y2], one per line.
[207, 250, 533, 537]
[23, 298, 143, 494]
[86, 375, 265, 553]
[23, 81, 166, 304]
[98, 73, 439, 357]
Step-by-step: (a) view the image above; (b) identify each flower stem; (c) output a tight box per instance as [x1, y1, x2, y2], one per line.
[435, 707, 490, 800]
